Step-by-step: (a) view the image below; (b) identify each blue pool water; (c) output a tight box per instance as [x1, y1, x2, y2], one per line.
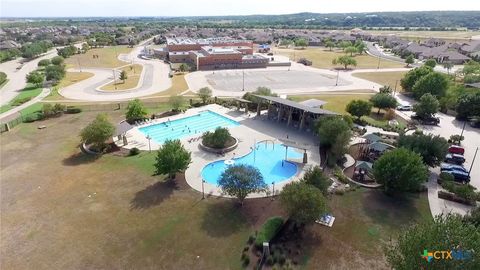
[202, 143, 303, 185]
[138, 110, 239, 144]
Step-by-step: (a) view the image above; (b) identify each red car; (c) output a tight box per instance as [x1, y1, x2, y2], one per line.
[448, 145, 465, 155]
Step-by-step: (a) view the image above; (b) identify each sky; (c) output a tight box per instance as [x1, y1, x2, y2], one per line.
[1, 0, 480, 18]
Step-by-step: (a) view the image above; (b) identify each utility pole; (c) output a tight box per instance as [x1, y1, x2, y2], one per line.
[468, 147, 478, 177]
[394, 80, 398, 95]
[377, 55, 381, 69]
[77, 58, 82, 72]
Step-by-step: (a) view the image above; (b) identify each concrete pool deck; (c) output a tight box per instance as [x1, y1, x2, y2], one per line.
[116, 104, 321, 198]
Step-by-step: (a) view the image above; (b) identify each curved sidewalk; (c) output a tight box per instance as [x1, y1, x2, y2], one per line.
[0, 88, 51, 121]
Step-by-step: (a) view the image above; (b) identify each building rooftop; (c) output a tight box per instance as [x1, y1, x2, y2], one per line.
[253, 95, 337, 115]
[167, 37, 250, 45]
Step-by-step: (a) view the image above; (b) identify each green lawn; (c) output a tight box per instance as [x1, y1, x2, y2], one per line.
[288, 92, 374, 115]
[0, 85, 42, 113]
[353, 71, 407, 92]
[0, 79, 9, 89]
[65, 46, 133, 69]
[274, 47, 405, 69]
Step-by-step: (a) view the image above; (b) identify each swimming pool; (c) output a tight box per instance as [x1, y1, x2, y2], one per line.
[201, 142, 302, 185]
[138, 110, 239, 144]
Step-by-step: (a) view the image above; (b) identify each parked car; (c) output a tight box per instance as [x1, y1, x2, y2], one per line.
[396, 105, 413, 111]
[411, 114, 440, 125]
[267, 52, 274, 56]
[440, 163, 468, 173]
[448, 145, 465, 155]
[444, 170, 470, 183]
[445, 153, 466, 165]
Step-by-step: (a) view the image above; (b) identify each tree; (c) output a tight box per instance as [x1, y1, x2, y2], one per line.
[324, 40, 335, 51]
[344, 46, 357, 56]
[125, 98, 147, 123]
[442, 61, 454, 75]
[424, 58, 437, 68]
[154, 139, 191, 180]
[413, 93, 440, 119]
[119, 70, 128, 83]
[301, 166, 332, 196]
[198, 87, 212, 104]
[456, 92, 480, 120]
[294, 38, 308, 48]
[338, 41, 352, 50]
[37, 59, 50, 67]
[379, 85, 393, 94]
[412, 72, 449, 99]
[218, 164, 267, 205]
[179, 63, 189, 72]
[400, 66, 433, 92]
[346, 99, 372, 119]
[316, 116, 352, 165]
[370, 93, 397, 114]
[81, 43, 90, 53]
[373, 148, 428, 194]
[169, 95, 185, 112]
[45, 64, 65, 81]
[26, 71, 44, 87]
[50, 56, 64, 66]
[280, 182, 327, 225]
[386, 214, 480, 270]
[355, 41, 366, 55]
[398, 133, 449, 167]
[332, 55, 357, 70]
[80, 114, 115, 152]
[202, 127, 231, 149]
[57, 45, 76, 58]
[279, 39, 293, 47]
[405, 54, 414, 67]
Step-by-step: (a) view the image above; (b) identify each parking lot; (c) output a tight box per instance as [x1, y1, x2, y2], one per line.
[205, 69, 350, 92]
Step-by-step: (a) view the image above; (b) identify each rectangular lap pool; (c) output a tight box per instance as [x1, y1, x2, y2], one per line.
[138, 110, 239, 144]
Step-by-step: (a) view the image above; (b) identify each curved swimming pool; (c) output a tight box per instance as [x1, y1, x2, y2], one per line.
[201, 142, 303, 185]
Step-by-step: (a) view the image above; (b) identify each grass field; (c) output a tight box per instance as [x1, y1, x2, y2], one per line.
[289, 92, 407, 129]
[65, 46, 132, 69]
[353, 71, 407, 92]
[100, 64, 143, 91]
[0, 85, 42, 113]
[365, 30, 480, 41]
[0, 111, 431, 269]
[289, 92, 375, 115]
[273, 47, 405, 69]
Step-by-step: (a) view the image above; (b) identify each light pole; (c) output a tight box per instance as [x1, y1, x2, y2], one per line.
[202, 180, 205, 199]
[468, 147, 478, 177]
[242, 70, 245, 91]
[460, 121, 467, 139]
[112, 69, 117, 90]
[377, 55, 381, 69]
[77, 58, 82, 72]
[271, 181, 275, 200]
[146, 135, 151, 152]
[335, 70, 339, 86]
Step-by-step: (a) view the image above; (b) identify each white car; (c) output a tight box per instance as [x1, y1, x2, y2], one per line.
[396, 105, 413, 111]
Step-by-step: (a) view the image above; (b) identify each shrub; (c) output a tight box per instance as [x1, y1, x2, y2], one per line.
[254, 217, 284, 248]
[53, 103, 66, 114]
[66, 106, 82, 114]
[438, 172, 455, 183]
[247, 235, 255, 244]
[129, 147, 140, 156]
[202, 127, 233, 149]
[23, 115, 36, 123]
[242, 256, 250, 266]
[266, 255, 274, 266]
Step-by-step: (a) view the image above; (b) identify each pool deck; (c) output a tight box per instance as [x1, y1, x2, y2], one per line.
[116, 104, 321, 198]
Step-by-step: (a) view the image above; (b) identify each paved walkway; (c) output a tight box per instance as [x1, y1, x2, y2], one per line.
[59, 44, 172, 101]
[0, 49, 57, 106]
[0, 88, 51, 121]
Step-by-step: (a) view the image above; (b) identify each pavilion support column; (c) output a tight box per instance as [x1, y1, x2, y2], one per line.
[287, 108, 293, 126]
[256, 102, 261, 116]
[245, 102, 249, 114]
[237, 101, 241, 111]
[267, 104, 272, 119]
[277, 105, 283, 122]
[299, 111, 306, 130]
